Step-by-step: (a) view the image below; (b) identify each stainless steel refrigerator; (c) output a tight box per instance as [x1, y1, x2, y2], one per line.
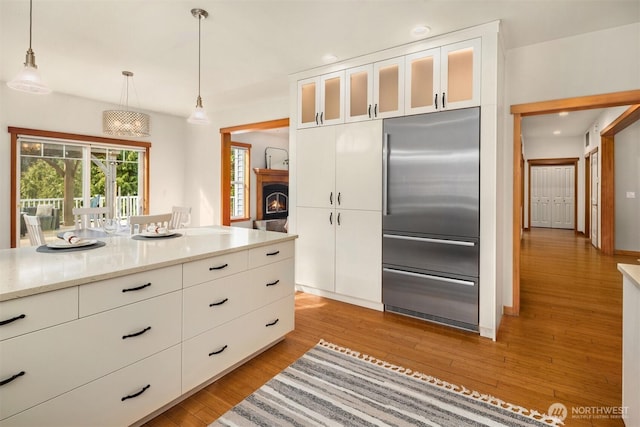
[382, 107, 480, 331]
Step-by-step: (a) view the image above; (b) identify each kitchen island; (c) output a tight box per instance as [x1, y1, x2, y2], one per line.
[619, 263, 640, 426]
[0, 226, 296, 426]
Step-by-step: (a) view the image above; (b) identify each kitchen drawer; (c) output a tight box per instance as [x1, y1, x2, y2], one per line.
[182, 293, 294, 393]
[0, 287, 77, 342]
[248, 241, 294, 269]
[383, 234, 479, 277]
[0, 291, 181, 420]
[183, 258, 294, 340]
[79, 265, 182, 316]
[1, 345, 181, 427]
[183, 250, 248, 288]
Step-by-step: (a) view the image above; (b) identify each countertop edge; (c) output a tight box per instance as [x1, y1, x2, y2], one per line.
[1, 233, 298, 302]
[618, 263, 640, 290]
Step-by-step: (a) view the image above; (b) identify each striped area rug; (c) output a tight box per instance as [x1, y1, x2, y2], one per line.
[211, 340, 561, 427]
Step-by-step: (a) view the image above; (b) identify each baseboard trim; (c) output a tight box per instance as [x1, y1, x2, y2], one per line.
[503, 306, 517, 316]
[615, 249, 640, 257]
[295, 285, 384, 311]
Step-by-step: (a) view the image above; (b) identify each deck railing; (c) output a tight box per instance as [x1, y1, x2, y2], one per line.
[20, 196, 140, 219]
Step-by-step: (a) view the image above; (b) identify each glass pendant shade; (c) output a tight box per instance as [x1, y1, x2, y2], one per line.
[7, 62, 51, 95]
[187, 96, 210, 124]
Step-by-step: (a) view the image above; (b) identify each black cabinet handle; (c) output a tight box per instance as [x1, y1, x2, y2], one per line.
[337, 212, 341, 226]
[320, 112, 324, 124]
[329, 212, 333, 225]
[0, 371, 25, 387]
[329, 192, 333, 205]
[266, 280, 280, 287]
[368, 104, 372, 118]
[0, 314, 26, 326]
[266, 319, 279, 327]
[209, 298, 228, 307]
[122, 283, 151, 293]
[121, 384, 150, 402]
[209, 263, 228, 271]
[122, 326, 151, 340]
[337, 192, 341, 205]
[266, 250, 280, 256]
[442, 92, 446, 109]
[315, 112, 319, 125]
[434, 93, 438, 109]
[209, 345, 228, 356]
[374, 104, 378, 117]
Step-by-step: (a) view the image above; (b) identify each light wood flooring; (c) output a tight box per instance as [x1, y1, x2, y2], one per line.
[145, 229, 638, 427]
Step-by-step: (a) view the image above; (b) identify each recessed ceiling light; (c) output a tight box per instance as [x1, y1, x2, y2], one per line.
[553, 130, 562, 135]
[558, 112, 569, 116]
[322, 54, 338, 63]
[411, 25, 431, 37]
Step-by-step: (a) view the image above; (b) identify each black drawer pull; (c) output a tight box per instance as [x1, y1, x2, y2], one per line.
[0, 371, 25, 387]
[209, 345, 228, 356]
[121, 384, 150, 402]
[209, 263, 229, 271]
[265, 319, 279, 327]
[0, 314, 26, 326]
[266, 280, 280, 287]
[122, 283, 151, 293]
[122, 326, 151, 339]
[209, 298, 229, 307]
[266, 251, 280, 256]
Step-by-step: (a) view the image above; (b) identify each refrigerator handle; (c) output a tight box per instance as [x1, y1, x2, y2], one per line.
[382, 133, 389, 216]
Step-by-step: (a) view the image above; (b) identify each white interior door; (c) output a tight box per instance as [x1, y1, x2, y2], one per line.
[551, 165, 575, 229]
[590, 152, 599, 247]
[530, 166, 551, 227]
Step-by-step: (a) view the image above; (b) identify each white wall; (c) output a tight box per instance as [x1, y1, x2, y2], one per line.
[615, 119, 640, 252]
[522, 135, 585, 232]
[501, 23, 640, 308]
[0, 85, 187, 249]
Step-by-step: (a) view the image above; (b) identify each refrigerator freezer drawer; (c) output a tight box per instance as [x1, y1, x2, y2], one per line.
[382, 267, 478, 328]
[383, 234, 479, 277]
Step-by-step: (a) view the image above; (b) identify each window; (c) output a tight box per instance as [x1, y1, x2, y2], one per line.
[230, 142, 251, 220]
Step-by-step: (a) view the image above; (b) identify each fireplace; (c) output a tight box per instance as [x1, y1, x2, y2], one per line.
[263, 184, 288, 219]
[253, 168, 289, 232]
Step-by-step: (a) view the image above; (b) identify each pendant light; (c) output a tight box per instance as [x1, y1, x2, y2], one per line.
[102, 71, 151, 138]
[7, 0, 52, 94]
[187, 8, 211, 125]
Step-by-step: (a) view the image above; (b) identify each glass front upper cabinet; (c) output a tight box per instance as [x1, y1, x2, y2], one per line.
[297, 71, 344, 129]
[405, 38, 481, 115]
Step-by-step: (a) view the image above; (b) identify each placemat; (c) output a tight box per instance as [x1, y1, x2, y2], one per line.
[36, 241, 106, 253]
[131, 233, 183, 241]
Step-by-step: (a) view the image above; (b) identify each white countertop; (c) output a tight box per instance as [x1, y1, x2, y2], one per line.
[0, 226, 296, 301]
[619, 263, 640, 290]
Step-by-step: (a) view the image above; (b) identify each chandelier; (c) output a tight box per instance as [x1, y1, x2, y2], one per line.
[187, 8, 211, 125]
[7, 0, 52, 94]
[103, 71, 150, 138]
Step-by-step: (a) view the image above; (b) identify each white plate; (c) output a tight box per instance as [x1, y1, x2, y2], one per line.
[138, 231, 177, 238]
[47, 239, 98, 249]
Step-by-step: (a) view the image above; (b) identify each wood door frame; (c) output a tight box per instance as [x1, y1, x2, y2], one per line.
[220, 118, 289, 226]
[509, 90, 640, 316]
[527, 158, 578, 231]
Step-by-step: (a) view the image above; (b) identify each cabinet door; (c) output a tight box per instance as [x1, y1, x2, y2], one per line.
[295, 207, 335, 292]
[335, 210, 381, 303]
[345, 65, 373, 123]
[404, 48, 441, 115]
[320, 71, 344, 126]
[296, 126, 336, 208]
[440, 38, 481, 109]
[297, 77, 319, 129]
[335, 121, 382, 211]
[373, 57, 404, 119]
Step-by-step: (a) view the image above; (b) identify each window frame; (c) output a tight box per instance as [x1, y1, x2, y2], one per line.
[8, 127, 151, 248]
[229, 141, 251, 222]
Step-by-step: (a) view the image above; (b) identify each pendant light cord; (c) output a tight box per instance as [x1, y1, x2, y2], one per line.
[197, 13, 202, 97]
[28, 0, 33, 51]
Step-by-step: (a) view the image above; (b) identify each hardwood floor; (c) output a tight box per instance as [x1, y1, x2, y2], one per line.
[145, 229, 638, 427]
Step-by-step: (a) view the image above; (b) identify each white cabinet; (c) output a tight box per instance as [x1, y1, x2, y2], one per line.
[295, 121, 382, 306]
[405, 38, 481, 114]
[345, 57, 404, 122]
[297, 71, 344, 129]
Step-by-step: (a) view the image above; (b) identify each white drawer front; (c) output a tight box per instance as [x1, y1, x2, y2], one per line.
[0, 287, 77, 341]
[79, 265, 182, 316]
[2, 345, 181, 427]
[182, 293, 294, 393]
[183, 258, 294, 340]
[0, 291, 181, 420]
[183, 251, 248, 288]
[248, 241, 294, 269]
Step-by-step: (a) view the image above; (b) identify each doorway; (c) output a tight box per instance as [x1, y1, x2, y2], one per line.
[510, 89, 640, 315]
[528, 159, 577, 230]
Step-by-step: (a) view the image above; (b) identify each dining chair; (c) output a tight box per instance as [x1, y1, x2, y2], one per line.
[169, 206, 191, 229]
[23, 214, 46, 246]
[72, 207, 110, 230]
[128, 213, 172, 235]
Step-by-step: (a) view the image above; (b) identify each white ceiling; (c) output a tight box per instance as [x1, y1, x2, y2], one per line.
[1, 0, 638, 122]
